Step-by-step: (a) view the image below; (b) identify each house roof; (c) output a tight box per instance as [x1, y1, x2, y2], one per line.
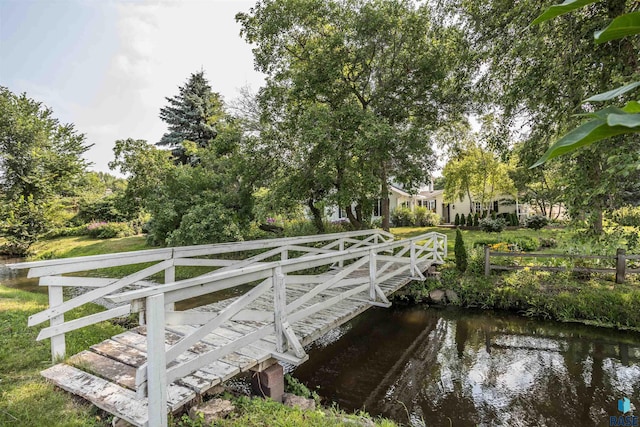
[419, 189, 444, 200]
[390, 185, 427, 199]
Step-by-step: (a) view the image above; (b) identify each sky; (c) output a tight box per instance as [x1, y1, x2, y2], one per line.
[0, 0, 265, 173]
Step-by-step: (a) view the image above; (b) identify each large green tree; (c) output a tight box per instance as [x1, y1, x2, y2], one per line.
[237, 0, 471, 231]
[0, 87, 91, 253]
[448, 0, 640, 232]
[157, 71, 224, 165]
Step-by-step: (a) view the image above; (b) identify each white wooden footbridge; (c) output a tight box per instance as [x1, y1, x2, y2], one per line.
[10, 229, 446, 426]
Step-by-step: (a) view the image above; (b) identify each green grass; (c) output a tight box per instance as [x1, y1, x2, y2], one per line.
[174, 396, 396, 427]
[0, 285, 125, 426]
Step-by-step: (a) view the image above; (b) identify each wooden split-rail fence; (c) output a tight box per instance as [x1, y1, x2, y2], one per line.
[484, 246, 640, 283]
[9, 229, 446, 426]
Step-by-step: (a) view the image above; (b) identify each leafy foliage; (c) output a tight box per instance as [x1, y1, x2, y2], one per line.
[0, 87, 91, 254]
[525, 215, 549, 230]
[237, 0, 471, 230]
[479, 217, 507, 233]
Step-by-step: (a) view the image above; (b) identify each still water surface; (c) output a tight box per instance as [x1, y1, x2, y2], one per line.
[294, 305, 640, 427]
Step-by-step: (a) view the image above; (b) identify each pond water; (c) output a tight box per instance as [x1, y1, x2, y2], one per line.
[0, 255, 42, 293]
[293, 305, 640, 427]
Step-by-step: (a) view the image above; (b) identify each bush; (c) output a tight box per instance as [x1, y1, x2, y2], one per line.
[454, 228, 467, 272]
[540, 237, 558, 248]
[473, 213, 479, 227]
[165, 202, 243, 246]
[87, 221, 136, 239]
[414, 207, 440, 226]
[460, 213, 466, 226]
[391, 207, 414, 227]
[525, 215, 549, 230]
[479, 217, 507, 233]
[467, 213, 473, 226]
[610, 206, 640, 227]
[45, 225, 91, 238]
[454, 213, 460, 226]
[508, 236, 539, 252]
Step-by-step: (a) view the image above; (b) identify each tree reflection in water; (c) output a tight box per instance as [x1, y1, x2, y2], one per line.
[293, 306, 640, 427]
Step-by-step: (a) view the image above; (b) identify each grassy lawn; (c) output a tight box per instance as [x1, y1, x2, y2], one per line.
[0, 285, 125, 426]
[391, 225, 570, 256]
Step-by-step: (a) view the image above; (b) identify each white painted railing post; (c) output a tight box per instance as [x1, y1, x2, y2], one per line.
[410, 241, 417, 278]
[164, 261, 176, 311]
[281, 247, 288, 261]
[338, 239, 344, 267]
[273, 266, 286, 353]
[369, 249, 377, 301]
[49, 285, 65, 361]
[146, 293, 168, 427]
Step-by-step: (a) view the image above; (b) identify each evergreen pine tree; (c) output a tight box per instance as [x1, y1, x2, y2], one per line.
[467, 213, 473, 226]
[474, 212, 479, 226]
[158, 71, 223, 164]
[454, 227, 467, 272]
[454, 213, 460, 226]
[460, 213, 466, 226]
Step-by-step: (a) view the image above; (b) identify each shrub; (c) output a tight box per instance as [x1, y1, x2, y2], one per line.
[414, 207, 440, 226]
[391, 207, 414, 227]
[45, 225, 91, 238]
[508, 236, 539, 252]
[166, 202, 243, 246]
[479, 217, 507, 233]
[540, 237, 558, 248]
[473, 213, 479, 227]
[87, 221, 136, 239]
[467, 213, 473, 227]
[525, 215, 549, 230]
[460, 213, 466, 226]
[610, 206, 640, 227]
[454, 228, 467, 272]
[454, 213, 460, 226]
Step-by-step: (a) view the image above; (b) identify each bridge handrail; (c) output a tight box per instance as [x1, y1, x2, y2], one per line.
[10, 229, 396, 360]
[9, 229, 394, 277]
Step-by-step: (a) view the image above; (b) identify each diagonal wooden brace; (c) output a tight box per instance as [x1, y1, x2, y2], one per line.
[282, 321, 306, 359]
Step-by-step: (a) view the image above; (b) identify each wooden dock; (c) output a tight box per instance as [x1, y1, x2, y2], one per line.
[9, 230, 446, 426]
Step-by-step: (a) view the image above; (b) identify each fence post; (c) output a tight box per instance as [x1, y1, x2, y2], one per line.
[410, 241, 417, 278]
[273, 266, 286, 353]
[49, 285, 65, 361]
[484, 246, 491, 277]
[616, 248, 626, 284]
[146, 293, 168, 427]
[281, 248, 288, 262]
[338, 239, 344, 268]
[369, 249, 377, 300]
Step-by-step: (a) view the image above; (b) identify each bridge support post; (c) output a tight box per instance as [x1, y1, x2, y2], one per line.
[251, 361, 284, 402]
[146, 293, 168, 427]
[410, 241, 417, 278]
[273, 266, 287, 353]
[338, 239, 344, 267]
[369, 249, 377, 301]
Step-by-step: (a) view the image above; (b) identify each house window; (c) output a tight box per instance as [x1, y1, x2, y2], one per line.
[475, 202, 482, 213]
[401, 201, 409, 208]
[338, 207, 346, 218]
[373, 199, 382, 217]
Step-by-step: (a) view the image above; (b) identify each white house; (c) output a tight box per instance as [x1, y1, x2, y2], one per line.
[327, 185, 429, 222]
[419, 189, 532, 224]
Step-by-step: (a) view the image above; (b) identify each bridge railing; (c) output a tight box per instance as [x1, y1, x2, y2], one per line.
[10, 230, 446, 427]
[9, 229, 394, 360]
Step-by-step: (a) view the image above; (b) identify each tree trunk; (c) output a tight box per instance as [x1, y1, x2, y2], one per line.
[307, 199, 325, 233]
[345, 205, 362, 230]
[593, 209, 604, 234]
